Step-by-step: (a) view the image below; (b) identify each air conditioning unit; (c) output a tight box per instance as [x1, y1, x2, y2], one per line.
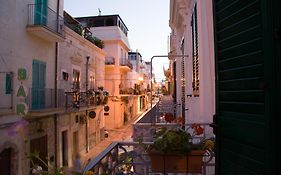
[79, 115, 87, 124]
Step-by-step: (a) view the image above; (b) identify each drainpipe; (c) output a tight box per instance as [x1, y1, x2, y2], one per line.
[53, 0, 60, 168]
[54, 43, 58, 169]
[86, 56, 90, 152]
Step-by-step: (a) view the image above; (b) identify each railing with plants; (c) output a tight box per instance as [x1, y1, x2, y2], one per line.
[64, 21, 104, 49]
[83, 123, 215, 175]
[64, 89, 109, 110]
[27, 4, 64, 36]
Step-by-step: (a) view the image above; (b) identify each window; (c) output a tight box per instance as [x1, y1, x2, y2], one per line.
[94, 19, 104, 27]
[106, 18, 114, 26]
[73, 69, 80, 91]
[62, 130, 68, 166]
[191, 3, 199, 96]
[62, 71, 69, 81]
[90, 76, 95, 89]
[5, 73, 12, 94]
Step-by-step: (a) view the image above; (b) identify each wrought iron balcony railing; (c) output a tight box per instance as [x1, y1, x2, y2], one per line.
[84, 123, 215, 175]
[25, 88, 65, 110]
[27, 4, 64, 36]
[120, 58, 133, 69]
[64, 89, 108, 110]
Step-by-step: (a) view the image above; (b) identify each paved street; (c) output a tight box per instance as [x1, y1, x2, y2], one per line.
[82, 112, 144, 165]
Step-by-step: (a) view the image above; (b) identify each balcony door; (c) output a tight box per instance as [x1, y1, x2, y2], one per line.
[213, 0, 280, 174]
[34, 0, 48, 25]
[32, 60, 46, 109]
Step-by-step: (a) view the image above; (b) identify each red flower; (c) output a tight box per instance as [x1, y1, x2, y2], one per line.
[191, 123, 204, 135]
[164, 113, 174, 123]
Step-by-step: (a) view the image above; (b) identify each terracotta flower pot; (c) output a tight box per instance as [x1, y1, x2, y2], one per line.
[149, 150, 205, 173]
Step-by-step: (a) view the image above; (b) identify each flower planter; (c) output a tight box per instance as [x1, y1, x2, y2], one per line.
[149, 150, 205, 173]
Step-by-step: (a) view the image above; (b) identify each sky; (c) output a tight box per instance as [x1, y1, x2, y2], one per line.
[64, 0, 171, 81]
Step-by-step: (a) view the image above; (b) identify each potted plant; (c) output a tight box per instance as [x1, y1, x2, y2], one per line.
[148, 126, 214, 173]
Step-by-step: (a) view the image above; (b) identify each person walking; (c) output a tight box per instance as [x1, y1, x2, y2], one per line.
[72, 154, 82, 173]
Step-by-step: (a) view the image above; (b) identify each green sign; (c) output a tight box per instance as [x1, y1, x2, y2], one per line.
[18, 68, 27, 80]
[16, 103, 28, 116]
[17, 85, 27, 98]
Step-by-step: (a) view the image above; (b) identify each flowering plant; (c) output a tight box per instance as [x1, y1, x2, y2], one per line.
[190, 123, 215, 151]
[149, 123, 215, 155]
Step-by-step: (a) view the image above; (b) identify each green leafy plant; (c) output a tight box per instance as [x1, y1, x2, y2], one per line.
[85, 35, 104, 49]
[28, 150, 65, 175]
[151, 127, 192, 155]
[28, 151, 95, 175]
[150, 125, 215, 154]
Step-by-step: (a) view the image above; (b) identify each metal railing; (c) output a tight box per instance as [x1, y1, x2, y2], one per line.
[120, 58, 133, 69]
[27, 4, 64, 36]
[64, 90, 108, 110]
[84, 123, 215, 175]
[25, 88, 65, 110]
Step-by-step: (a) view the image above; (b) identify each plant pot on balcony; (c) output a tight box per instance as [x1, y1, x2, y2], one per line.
[149, 150, 205, 173]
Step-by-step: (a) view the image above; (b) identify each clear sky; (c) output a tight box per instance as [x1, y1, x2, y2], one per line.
[64, 0, 170, 81]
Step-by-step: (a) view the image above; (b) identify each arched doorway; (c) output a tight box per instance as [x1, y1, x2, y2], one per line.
[0, 148, 12, 175]
[0, 144, 18, 175]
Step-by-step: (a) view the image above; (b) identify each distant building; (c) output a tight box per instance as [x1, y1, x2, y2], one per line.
[76, 15, 148, 129]
[128, 51, 142, 73]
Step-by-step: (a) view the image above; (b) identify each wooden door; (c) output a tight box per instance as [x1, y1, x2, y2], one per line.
[30, 135, 48, 171]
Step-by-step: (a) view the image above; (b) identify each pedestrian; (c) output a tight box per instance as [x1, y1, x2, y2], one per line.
[73, 154, 82, 173]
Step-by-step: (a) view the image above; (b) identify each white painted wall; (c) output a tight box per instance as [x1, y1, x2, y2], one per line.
[58, 27, 106, 92]
[169, 0, 215, 124]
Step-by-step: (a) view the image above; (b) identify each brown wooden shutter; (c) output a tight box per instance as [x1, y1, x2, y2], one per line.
[192, 4, 199, 96]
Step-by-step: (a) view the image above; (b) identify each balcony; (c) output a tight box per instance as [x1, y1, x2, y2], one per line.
[64, 89, 108, 110]
[83, 123, 215, 174]
[25, 88, 65, 117]
[120, 58, 133, 72]
[26, 4, 65, 42]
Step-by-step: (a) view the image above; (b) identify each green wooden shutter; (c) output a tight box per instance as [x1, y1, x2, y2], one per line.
[5, 73, 12, 94]
[34, 0, 48, 25]
[32, 60, 46, 109]
[212, 0, 275, 174]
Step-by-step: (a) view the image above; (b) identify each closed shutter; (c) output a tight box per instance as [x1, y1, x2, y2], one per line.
[32, 60, 46, 109]
[191, 4, 199, 96]
[213, 0, 277, 174]
[34, 0, 48, 25]
[5, 73, 12, 94]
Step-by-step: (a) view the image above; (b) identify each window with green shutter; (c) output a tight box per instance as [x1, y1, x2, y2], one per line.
[5, 73, 12, 94]
[191, 3, 199, 96]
